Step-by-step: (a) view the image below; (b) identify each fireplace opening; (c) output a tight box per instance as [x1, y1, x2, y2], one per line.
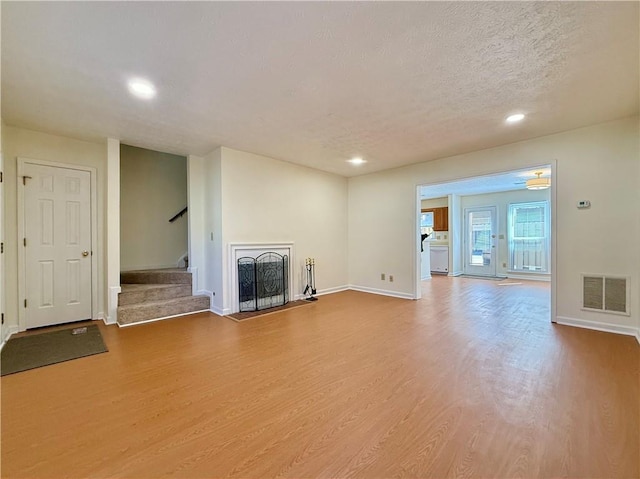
[238, 252, 289, 312]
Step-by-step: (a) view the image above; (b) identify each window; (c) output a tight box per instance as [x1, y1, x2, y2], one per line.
[508, 201, 550, 272]
[420, 211, 434, 240]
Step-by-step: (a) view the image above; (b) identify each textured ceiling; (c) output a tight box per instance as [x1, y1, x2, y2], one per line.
[2, 2, 638, 177]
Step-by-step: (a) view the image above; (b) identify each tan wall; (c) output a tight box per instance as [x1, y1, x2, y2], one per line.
[1, 125, 107, 329]
[216, 147, 348, 312]
[120, 145, 187, 271]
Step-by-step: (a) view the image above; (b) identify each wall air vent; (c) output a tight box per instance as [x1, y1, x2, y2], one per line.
[582, 274, 629, 315]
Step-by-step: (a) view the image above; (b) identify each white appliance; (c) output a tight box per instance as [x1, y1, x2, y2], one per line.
[430, 245, 449, 273]
[421, 248, 431, 280]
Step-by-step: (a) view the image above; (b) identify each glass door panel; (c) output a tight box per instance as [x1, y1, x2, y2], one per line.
[464, 206, 497, 276]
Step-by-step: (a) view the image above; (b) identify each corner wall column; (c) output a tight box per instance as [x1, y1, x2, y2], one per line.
[106, 138, 120, 324]
[187, 155, 206, 296]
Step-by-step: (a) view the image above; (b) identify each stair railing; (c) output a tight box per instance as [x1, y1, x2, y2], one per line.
[169, 206, 188, 223]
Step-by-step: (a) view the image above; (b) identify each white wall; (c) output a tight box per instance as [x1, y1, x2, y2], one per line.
[460, 188, 551, 277]
[120, 145, 187, 271]
[212, 147, 348, 314]
[2, 125, 107, 330]
[349, 116, 640, 332]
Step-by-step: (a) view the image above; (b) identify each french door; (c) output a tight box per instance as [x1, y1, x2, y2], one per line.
[464, 206, 497, 277]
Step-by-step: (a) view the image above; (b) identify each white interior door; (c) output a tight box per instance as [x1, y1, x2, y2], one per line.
[23, 163, 92, 328]
[464, 206, 497, 277]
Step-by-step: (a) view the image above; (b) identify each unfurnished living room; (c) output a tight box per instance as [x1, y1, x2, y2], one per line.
[1, 2, 639, 478]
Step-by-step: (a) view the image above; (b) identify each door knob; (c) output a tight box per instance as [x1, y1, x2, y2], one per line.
[82, 251, 89, 257]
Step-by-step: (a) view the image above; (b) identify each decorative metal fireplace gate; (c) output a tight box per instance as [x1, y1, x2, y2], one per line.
[238, 252, 289, 312]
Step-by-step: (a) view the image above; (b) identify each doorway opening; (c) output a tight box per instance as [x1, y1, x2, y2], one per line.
[116, 145, 210, 326]
[415, 164, 555, 321]
[120, 144, 188, 272]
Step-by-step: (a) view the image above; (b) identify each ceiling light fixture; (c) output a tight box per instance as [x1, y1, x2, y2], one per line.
[526, 172, 550, 190]
[128, 78, 156, 100]
[505, 113, 525, 124]
[348, 157, 366, 165]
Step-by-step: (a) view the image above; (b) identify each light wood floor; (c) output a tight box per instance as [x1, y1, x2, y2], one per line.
[2, 276, 638, 478]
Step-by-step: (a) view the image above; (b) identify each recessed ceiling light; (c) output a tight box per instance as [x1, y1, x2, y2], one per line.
[505, 113, 525, 124]
[347, 157, 366, 165]
[128, 78, 156, 99]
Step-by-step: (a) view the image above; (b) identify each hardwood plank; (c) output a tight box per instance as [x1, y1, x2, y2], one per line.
[1, 277, 638, 478]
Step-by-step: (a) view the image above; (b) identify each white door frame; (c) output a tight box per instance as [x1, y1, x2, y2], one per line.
[17, 157, 99, 332]
[0, 150, 5, 343]
[463, 205, 498, 277]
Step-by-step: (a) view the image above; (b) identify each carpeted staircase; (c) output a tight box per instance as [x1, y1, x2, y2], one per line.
[118, 268, 210, 326]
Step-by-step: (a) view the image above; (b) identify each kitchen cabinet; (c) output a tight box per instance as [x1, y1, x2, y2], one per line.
[434, 207, 448, 231]
[421, 207, 448, 231]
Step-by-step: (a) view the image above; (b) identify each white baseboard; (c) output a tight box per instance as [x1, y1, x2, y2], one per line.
[195, 288, 213, 302]
[118, 309, 210, 328]
[448, 271, 463, 277]
[348, 285, 414, 300]
[98, 311, 117, 326]
[555, 316, 639, 339]
[193, 289, 226, 316]
[316, 285, 349, 297]
[0, 325, 20, 352]
[294, 285, 349, 301]
[108, 285, 121, 326]
[210, 305, 228, 316]
[507, 273, 551, 282]
[636, 330, 640, 346]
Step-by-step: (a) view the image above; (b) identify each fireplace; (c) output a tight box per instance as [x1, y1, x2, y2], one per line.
[238, 252, 289, 312]
[230, 241, 298, 314]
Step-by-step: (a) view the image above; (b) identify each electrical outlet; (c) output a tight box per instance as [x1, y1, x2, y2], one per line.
[389, 275, 394, 282]
[381, 273, 385, 281]
[502, 262, 506, 268]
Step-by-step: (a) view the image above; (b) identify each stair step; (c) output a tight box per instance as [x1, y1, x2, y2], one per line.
[121, 268, 191, 285]
[117, 295, 210, 326]
[118, 283, 192, 306]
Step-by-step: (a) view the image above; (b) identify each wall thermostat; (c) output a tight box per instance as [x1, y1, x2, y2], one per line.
[577, 200, 591, 209]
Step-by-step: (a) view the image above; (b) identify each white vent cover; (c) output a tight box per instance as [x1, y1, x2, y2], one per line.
[582, 274, 629, 315]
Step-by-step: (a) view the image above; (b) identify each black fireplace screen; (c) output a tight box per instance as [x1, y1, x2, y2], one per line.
[238, 252, 289, 312]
